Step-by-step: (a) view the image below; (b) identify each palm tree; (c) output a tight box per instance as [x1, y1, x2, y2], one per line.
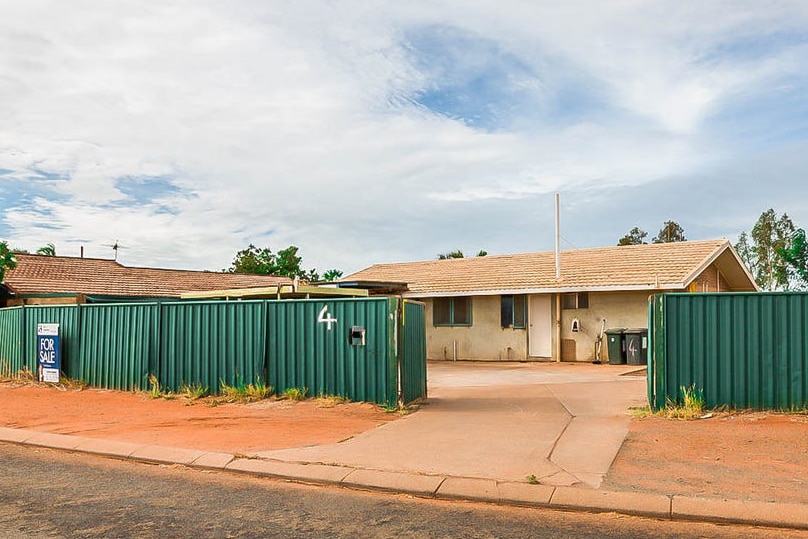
[36, 243, 56, 256]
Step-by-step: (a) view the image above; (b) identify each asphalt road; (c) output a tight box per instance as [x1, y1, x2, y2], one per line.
[0, 443, 803, 539]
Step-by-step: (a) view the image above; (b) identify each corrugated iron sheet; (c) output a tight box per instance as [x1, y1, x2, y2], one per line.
[649, 293, 808, 410]
[159, 301, 267, 393]
[78, 304, 159, 390]
[400, 300, 427, 404]
[267, 298, 398, 407]
[0, 306, 24, 376]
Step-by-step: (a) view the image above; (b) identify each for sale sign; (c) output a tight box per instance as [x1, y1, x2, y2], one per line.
[36, 323, 60, 383]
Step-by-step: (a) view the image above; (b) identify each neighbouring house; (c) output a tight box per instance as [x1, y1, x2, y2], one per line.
[340, 239, 759, 362]
[0, 254, 294, 306]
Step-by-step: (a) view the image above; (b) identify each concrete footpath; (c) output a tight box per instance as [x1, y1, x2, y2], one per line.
[1, 361, 806, 531]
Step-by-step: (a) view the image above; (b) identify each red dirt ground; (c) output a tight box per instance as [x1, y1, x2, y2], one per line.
[4, 380, 808, 507]
[605, 413, 808, 504]
[0, 381, 396, 454]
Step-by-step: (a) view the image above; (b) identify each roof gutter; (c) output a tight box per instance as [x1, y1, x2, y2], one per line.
[402, 283, 689, 298]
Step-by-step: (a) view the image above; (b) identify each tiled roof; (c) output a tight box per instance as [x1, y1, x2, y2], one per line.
[2, 254, 293, 298]
[344, 239, 753, 295]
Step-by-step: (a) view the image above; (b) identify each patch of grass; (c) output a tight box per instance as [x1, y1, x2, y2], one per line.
[636, 384, 708, 420]
[218, 378, 273, 403]
[383, 403, 420, 415]
[1, 366, 87, 389]
[281, 387, 308, 401]
[315, 394, 349, 408]
[233, 453, 261, 460]
[0, 360, 13, 380]
[147, 374, 164, 399]
[629, 406, 653, 419]
[181, 382, 209, 401]
[0, 366, 36, 384]
[57, 376, 87, 391]
[526, 474, 540, 485]
[665, 384, 706, 420]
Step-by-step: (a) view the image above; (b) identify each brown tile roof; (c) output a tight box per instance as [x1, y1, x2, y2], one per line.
[2, 254, 293, 298]
[344, 239, 755, 295]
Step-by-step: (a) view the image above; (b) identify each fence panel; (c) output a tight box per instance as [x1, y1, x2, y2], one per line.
[649, 292, 808, 410]
[267, 298, 397, 407]
[159, 301, 267, 393]
[78, 303, 159, 390]
[0, 306, 24, 376]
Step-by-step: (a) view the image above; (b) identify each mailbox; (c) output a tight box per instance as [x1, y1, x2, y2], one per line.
[350, 326, 366, 346]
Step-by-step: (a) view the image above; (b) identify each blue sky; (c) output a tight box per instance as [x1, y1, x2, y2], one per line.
[1, 1, 808, 274]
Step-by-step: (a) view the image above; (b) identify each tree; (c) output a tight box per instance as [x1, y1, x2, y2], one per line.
[735, 209, 796, 291]
[652, 221, 686, 243]
[36, 243, 56, 256]
[617, 227, 648, 246]
[228, 244, 301, 277]
[0, 241, 17, 283]
[437, 250, 488, 259]
[777, 228, 808, 290]
[321, 269, 344, 281]
[227, 244, 341, 282]
[438, 250, 465, 260]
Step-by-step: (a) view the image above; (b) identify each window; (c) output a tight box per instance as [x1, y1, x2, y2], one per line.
[433, 297, 472, 326]
[562, 292, 589, 310]
[501, 295, 527, 328]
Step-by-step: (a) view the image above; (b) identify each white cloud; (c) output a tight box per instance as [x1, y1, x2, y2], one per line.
[1, 1, 808, 274]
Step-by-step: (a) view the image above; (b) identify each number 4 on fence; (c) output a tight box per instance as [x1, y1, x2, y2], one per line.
[318, 305, 338, 330]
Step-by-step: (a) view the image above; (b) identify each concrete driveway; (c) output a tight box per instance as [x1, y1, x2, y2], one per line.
[258, 361, 647, 488]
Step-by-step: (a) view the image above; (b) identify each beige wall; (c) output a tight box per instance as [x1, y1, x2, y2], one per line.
[421, 291, 658, 362]
[418, 261, 744, 363]
[557, 290, 654, 362]
[422, 296, 529, 361]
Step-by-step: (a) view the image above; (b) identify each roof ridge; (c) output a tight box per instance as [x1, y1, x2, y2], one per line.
[364, 239, 729, 268]
[14, 253, 118, 263]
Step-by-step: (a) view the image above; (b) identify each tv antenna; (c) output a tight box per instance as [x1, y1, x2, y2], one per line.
[103, 240, 125, 261]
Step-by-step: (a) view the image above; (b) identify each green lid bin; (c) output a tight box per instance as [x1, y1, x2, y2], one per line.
[605, 328, 626, 365]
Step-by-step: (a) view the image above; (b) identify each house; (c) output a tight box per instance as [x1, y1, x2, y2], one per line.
[0, 254, 294, 306]
[341, 239, 759, 362]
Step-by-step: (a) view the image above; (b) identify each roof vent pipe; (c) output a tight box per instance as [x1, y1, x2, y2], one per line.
[555, 193, 561, 280]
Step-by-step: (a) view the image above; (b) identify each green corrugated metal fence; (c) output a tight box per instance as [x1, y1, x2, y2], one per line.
[78, 303, 159, 390]
[400, 300, 427, 405]
[267, 298, 398, 407]
[0, 298, 427, 406]
[648, 292, 808, 410]
[0, 306, 23, 376]
[160, 301, 267, 392]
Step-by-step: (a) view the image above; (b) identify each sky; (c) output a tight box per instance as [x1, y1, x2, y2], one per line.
[2, 1, 808, 276]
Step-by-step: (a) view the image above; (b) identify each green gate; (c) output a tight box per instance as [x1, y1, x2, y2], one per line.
[399, 300, 427, 405]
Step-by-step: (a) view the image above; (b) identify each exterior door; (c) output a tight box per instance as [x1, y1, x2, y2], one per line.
[529, 295, 553, 358]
